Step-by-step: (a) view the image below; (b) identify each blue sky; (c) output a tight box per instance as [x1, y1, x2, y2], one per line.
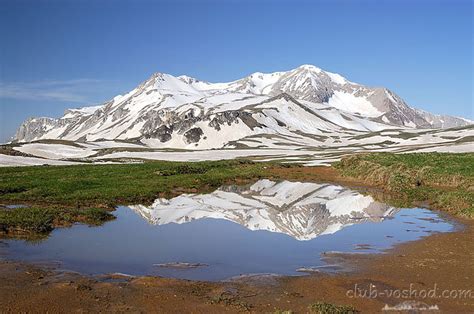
[0, 0, 472, 142]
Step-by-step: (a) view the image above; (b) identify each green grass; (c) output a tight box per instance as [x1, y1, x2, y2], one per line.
[0, 159, 274, 206]
[0, 207, 54, 234]
[308, 302, 358, 314]
[334, 153, 474, 217]
[209, 293, 251, 311]
[0, 159, 281, 235]
[0, 207, 114, 234]
[2, 153, 472, 235]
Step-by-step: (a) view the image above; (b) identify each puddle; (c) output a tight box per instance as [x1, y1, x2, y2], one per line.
[1, 204, 29, 209]
[0, 180, 454, 281]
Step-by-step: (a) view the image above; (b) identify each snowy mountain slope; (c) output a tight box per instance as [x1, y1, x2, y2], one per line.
[13, 65, 472, 149]
[9, 121, 473, 167]
[129, 180, 397, 240]
[0, 125, 474, 166]
[414, 108, 473, 129]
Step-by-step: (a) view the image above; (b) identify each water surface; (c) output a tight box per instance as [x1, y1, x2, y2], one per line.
[1, 180, 454, 281]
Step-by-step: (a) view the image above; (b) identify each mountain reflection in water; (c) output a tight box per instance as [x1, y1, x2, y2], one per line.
[2, 180, 453, 281]
[130, 180, 397, 240]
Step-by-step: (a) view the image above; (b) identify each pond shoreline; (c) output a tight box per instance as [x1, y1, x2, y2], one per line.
[1, 216, 472, 313]
[2, 204, 452, 281]
[2, 153, 472, 236]
[1, 154, 472, 312]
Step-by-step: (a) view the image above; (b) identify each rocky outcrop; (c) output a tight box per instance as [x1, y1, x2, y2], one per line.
[184, 127, 203, 144]
[15, 117, 59, 142]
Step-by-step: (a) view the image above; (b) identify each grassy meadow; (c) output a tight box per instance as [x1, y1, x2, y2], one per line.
[334, 153, 474, 217]
[0, 152, 472, 236]
[0, 160, 284, 234]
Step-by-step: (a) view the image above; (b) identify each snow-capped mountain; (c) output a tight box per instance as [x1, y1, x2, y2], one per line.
[14, 65, 472, 149]
[129, 180, 397, 241]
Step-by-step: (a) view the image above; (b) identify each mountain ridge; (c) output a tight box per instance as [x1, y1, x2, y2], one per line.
[14, 65, 472, 149]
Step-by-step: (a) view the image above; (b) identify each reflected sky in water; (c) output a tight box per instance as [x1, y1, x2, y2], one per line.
[1, 180, 454, 281]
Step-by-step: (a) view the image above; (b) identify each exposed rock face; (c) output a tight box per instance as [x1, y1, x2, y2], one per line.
[415, 108, 472, 129]
[145, 125, 173, 143]
[184, 128, 203, 144]
[15, 117, 58, 142]
[13, 65, 472, 147]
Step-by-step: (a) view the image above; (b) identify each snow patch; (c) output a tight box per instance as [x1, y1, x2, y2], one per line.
[326, 91, 383, 117]
[325, 71, 346, 85]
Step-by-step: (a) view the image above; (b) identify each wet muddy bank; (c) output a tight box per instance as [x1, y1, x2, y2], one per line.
[1, 213, 473, 313]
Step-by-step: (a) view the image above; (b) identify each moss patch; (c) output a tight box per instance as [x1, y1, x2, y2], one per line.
[0, 159, 287, 235]
[334, 153, 474, 217]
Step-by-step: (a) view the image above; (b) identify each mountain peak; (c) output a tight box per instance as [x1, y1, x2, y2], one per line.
[177, 75, 201, 84]
[296, 64, 322, 73]
[13, 65, 472, 145]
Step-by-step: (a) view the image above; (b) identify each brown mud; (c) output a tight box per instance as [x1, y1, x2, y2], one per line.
[1, 167, 473, 313]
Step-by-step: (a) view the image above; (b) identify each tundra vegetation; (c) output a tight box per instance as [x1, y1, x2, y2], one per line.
[308, 302, 358, 314]
[0, 153, 472, 236]
[0, 160, 282, 235]
[334, 153, 474, 217]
